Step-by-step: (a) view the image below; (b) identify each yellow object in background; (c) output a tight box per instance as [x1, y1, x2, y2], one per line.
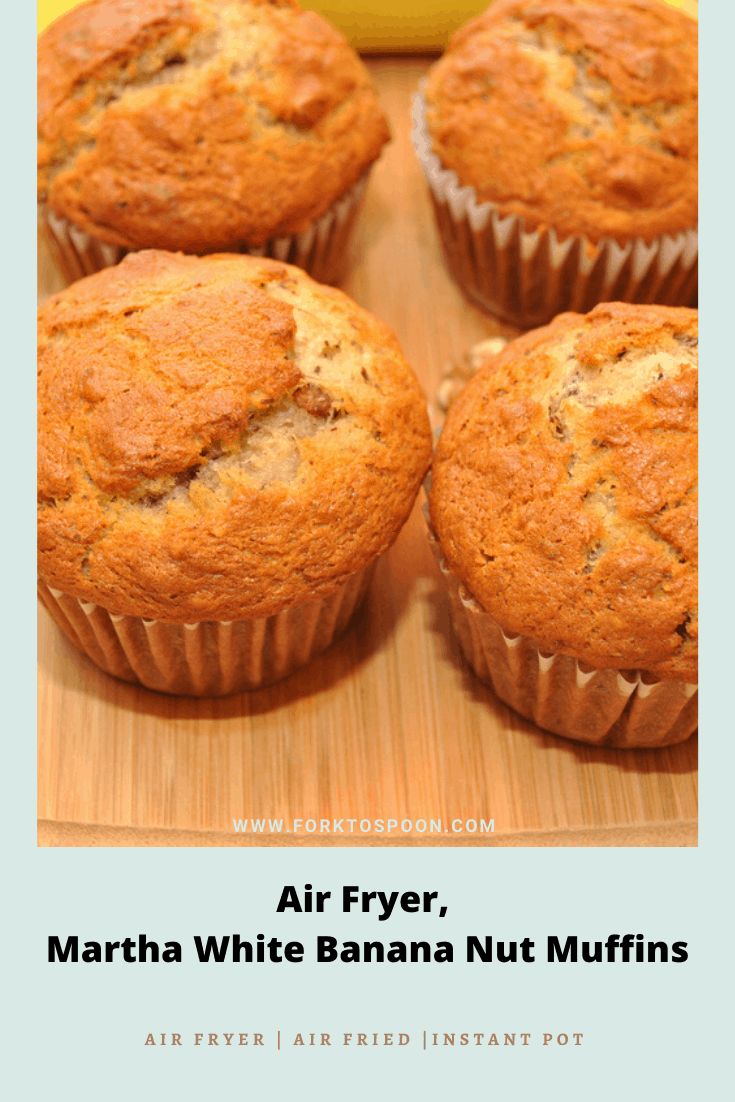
[37, 0, 698, 51]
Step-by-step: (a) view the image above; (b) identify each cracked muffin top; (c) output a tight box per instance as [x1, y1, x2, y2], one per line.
[430, 302, 697, 681]
[37, 0, 389, 251]
[38, 251, 431, 621]
[424, 0, 697, 242]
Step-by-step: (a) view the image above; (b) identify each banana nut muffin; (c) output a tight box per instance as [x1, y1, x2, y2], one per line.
[430, 302, 697, 746]
[38, 0, 390, 280]
[416, 0, 698, 326]
[38, 251, 431, 694]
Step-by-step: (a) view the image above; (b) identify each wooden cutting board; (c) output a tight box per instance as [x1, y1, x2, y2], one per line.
[37, 58, 697, 848]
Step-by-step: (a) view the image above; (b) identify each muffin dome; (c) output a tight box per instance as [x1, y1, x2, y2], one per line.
[38, 251, 431, 622]
[424, 0, 697, 242]
[38, 0, 389, 252]
[430, 302, 697, 681]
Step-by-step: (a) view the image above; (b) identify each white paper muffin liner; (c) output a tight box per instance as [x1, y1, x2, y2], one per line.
[412, 91, 698, 329]
[39, 170, 370, 287]
[424, 502, 697, 749]
[38, 565, 374, 697]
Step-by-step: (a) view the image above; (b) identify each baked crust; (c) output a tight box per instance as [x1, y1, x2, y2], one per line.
[430, 302, 697, 681]
[38, 251, 431, 621]
[424, 0, 697, 243]
[38, 0, 389, 250]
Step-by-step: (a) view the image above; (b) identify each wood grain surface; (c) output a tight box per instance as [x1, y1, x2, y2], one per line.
[37, 58, 698, 848]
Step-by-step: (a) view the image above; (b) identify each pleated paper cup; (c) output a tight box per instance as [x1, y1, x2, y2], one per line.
[412, 91, 698, 329]
[424, 507, 697, 750]
[39, 170, 370, 288]
[38, 564, 374, 697]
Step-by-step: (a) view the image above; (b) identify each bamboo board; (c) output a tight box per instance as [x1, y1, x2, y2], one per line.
[37, 58, 697, 848]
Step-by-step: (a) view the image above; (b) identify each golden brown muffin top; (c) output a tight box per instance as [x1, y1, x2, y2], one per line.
[38, 252, 431, 621]
[424, 0, 697, 242]
[38, 0, 389, 250]
[430, 302, 697, 681]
